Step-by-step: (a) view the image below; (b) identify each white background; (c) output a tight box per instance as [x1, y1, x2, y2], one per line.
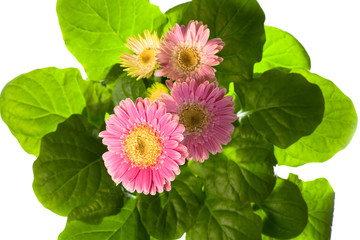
[0, 0, 358, 239]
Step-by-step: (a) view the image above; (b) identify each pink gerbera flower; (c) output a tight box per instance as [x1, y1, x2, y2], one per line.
[155, 20, 225, 83]
[161, 80, 237, 162]
[99, 98, 187, 195]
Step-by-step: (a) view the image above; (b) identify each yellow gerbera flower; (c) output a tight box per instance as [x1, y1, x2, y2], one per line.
[119, 30, 160, 80]
[146, 82, 169, 102]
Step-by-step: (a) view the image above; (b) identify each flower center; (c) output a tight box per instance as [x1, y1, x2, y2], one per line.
[139, 48, 155, 66]
[179, 103, 210, 135]
[178, 48, 200, 72]
[124, 125, 162, 168]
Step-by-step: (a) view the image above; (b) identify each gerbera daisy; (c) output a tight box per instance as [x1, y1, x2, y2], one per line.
[99, 98, 187, 195]
[161, 80, 237, 162]
[146, 82, 169, 102]
[119, 30, 160, 80]
[155, 20, 225, 83]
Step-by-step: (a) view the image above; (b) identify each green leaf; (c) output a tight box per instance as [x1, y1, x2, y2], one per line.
[187, 199, 262, 240]
[238, 68, 324, 148]
[183, 0, 265, 86]
[79, 79, 112, 129]
[288, 174, 334, 240]
[57, 0, 168, 81]
[189, 120, 276, 203]
[33, 114, 122, 218]
[59, 198, 149, 240]
[226, 82, 242, 113]
[101, 64, 125, 90]
[112, 74, 146, 104]
[0, 67, 86, 156]
[164, 2, 190, 27]
[68, 187, 124, 225]
[254, 26, 311, 74]
[274, 68, 357, 166]
[256, 178, 308, 239]
[137, 165, 204, 240]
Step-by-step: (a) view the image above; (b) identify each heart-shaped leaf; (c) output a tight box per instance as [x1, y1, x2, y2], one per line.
[57, 0, 168, 81]
[274, 68, 357, 166]
[0, 67, 86, 156]
[256, 177, 308, 239]
[238, 68, 324, 148]
[33, 114, 122, 219]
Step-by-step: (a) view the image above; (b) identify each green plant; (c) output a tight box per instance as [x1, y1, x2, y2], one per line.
[0, 0, 357, 239]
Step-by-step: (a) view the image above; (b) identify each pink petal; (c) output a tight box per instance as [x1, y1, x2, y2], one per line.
[124, 98, 140, 123]
[199, 28, 210, 46]
[164, 140, 179, 149]
[161, 94, 178, 113]
[161, 119, 179, 137]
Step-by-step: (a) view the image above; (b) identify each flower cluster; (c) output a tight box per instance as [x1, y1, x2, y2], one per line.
[100, 20, 237, 195]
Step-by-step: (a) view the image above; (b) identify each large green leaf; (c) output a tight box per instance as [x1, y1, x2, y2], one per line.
[256, 178, 308, 239]
[112, 74, 146, 104]
[183, 0, 265, 86]
[0, 67, 86, 156]
[164, 2, 190, 27]
[254, 26, 311, 74]
[189, 120, 276, 203]
[275, 68, 357, 166]
[289, 174, 334, 240]
[33, 114, 122, 218]
[57, 0, 168, 81]
[187, 199, 262, 240]
[238, 68, 324, 148]
[59, 198, 149, 240]
[137, 165, 204, 240]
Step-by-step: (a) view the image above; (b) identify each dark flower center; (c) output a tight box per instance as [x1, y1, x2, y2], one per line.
[178, 48, 200, 71]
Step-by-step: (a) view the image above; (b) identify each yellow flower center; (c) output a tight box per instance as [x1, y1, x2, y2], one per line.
[139, 48, 156, 66]
[179, 104, 210, 135]
[178, 48, 200, 72]
[124, 125, 162, 168]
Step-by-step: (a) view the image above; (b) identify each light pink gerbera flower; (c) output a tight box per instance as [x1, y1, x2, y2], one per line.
[99, 98, 187, 195]
[155, 20, 225, 83]
[161, 80, 237, 162]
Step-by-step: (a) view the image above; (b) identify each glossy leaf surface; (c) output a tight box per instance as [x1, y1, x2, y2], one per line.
[190, 121, 276, 203]
[289, 174, 335, 240]
[112, 74, 146, 104]
[187, 199, 262, 240]
[238, 69, 324, 148]
[57, 0, 168, 80]
[275, 69, 357, 166]
[254, 26, 311, 73]
[138, 165, 204, 240]
[183, 0, 265, 86]
[33, 115, 121, 218]
[257, 178, 308, 239]
[59, 198, 149, 240]
[0, 67, 86, 156]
